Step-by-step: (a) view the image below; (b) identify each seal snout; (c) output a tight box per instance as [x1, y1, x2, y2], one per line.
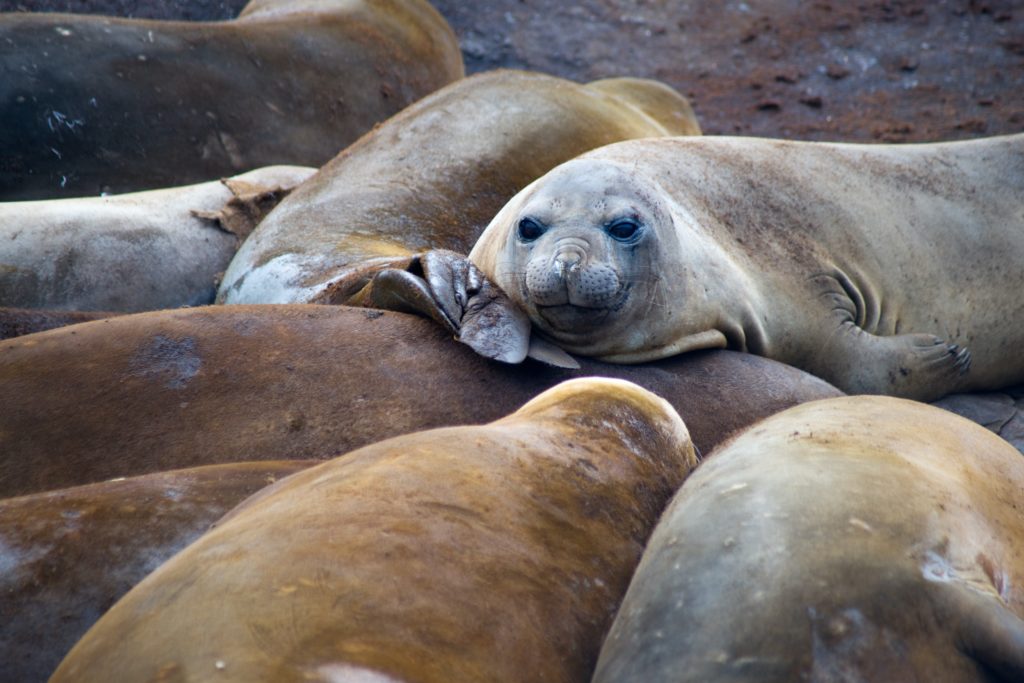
[524, 237, 624, 321]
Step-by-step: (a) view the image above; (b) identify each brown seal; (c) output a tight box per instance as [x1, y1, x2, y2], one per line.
[216, 69, 700, 305]
[52, 378, 697, 682]
[593, 396, 1024, 682]
[0, 166, 314, 312]
[0, 460, 317, 683]
[0, 304, 840, 498]
[469, 134, 1024, 400]
[0, 0, 463, 200]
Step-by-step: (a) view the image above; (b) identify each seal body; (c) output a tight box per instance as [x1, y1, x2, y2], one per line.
[217, 69, 700, 305]
[592, 396, 1024, 682]
[0, 0, 463, 200]
[470, 134, 1024, 400]
[0, 304, 839, 497]
[52, 378, 697, 682]
[0, 460, 316, 683]
[0, 307, 119, 340]
[0, 166, 314, 312]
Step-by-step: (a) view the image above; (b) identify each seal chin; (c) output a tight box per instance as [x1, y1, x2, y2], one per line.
[535, 303, 613, 334]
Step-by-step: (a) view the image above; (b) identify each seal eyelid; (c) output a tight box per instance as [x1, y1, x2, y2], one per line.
[517, 217, 546, 242]
[606, 218, 643, 242]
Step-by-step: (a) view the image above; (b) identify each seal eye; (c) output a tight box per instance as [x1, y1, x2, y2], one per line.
[607, 219, 642, 242]
[517, 217, 545, 242]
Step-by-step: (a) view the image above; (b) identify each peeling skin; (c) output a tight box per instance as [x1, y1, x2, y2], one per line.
[594, 396, 1024, 683]
[0, 165, 314, 312]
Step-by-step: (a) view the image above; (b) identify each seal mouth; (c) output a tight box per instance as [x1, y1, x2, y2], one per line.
[535, 303, 612, 333]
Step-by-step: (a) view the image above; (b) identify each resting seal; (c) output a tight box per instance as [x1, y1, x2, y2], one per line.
[0, 460, 316, 683]
[53, 378, 697, 682]
[0, 305, 839, 497]
[469, 134, 1024, 400]
[593, 396, 1024, 682]
[217, 69, 700, 305]
[0, 0, 462, 200]
[0, 166, 314, 312]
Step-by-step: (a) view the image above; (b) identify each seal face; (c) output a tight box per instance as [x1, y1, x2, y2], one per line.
[488, 159, 697, 358]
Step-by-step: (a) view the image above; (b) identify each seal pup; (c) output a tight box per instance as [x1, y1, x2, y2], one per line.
[217, 70, 700, 305]
[0, 460, 316, 683]
[52, 378, 698, 683]
[0, 166, 314, 312]
[0, 304, 839, 497]
[592, 395, 1024, 682]
[0, 0, 463, 200]
[469, 134, 1024, 400]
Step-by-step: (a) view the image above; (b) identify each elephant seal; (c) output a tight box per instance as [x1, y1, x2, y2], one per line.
[592, 396, 1024, 682]
[52, 378, 698, 683]
[0, 304, 839, 497]
[0, 0, 463, 200]
[0, 460, 316, 683]
[469, 133, 1024, 400]
[216, 69, 700, 305]
[0, 166, 314, 312]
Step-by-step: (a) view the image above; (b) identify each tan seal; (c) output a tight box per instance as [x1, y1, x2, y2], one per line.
[0, 460, 317, 683]
[217, 69, 700, 305]
[470, 134, 1024, 400]
[52, 378, 698, 682]
[593, 395, 1024, 682]
[0, 304, 839, 498]
[0, 166, 314, 312]
[0, 0, 462, 200]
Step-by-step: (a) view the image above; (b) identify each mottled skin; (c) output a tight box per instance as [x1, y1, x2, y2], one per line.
[593, 396, 1024, 683]
[470, 134, 1024, 400]
[52, 379, 697, 683]
[0, 166, 314, 312]
[0, 460, 316, 683]
[0, 0, 463, 200]
[217, 69, 700, 305]
[0, 304, 839, 497]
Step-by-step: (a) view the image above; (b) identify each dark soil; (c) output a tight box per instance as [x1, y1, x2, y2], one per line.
[4, 0, 1022, 142]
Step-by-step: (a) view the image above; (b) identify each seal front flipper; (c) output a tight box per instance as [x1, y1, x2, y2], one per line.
[803, 273, 971, 400]
[366, 250, 534, 364]
[810, 321, 970, 400]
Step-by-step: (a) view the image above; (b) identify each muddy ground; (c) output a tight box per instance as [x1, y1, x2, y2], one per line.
[4, 0, 1022, 142]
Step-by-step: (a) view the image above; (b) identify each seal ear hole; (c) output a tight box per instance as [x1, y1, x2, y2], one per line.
[517, 217, 546, 242]
[606, 219, 642, 242]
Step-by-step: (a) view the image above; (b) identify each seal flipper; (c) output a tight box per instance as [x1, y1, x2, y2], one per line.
[365, 250, 533, 364]
[805, 273, 970, 400]
[814, 321, 971, 400]
[366, 268, 460, 334]
[943, 583, 1024, 681]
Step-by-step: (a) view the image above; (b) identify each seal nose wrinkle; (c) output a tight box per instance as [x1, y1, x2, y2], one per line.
[526, 237, 622, 308]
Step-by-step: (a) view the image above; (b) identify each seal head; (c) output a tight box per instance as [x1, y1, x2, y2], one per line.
[473, 157, 762, 362]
